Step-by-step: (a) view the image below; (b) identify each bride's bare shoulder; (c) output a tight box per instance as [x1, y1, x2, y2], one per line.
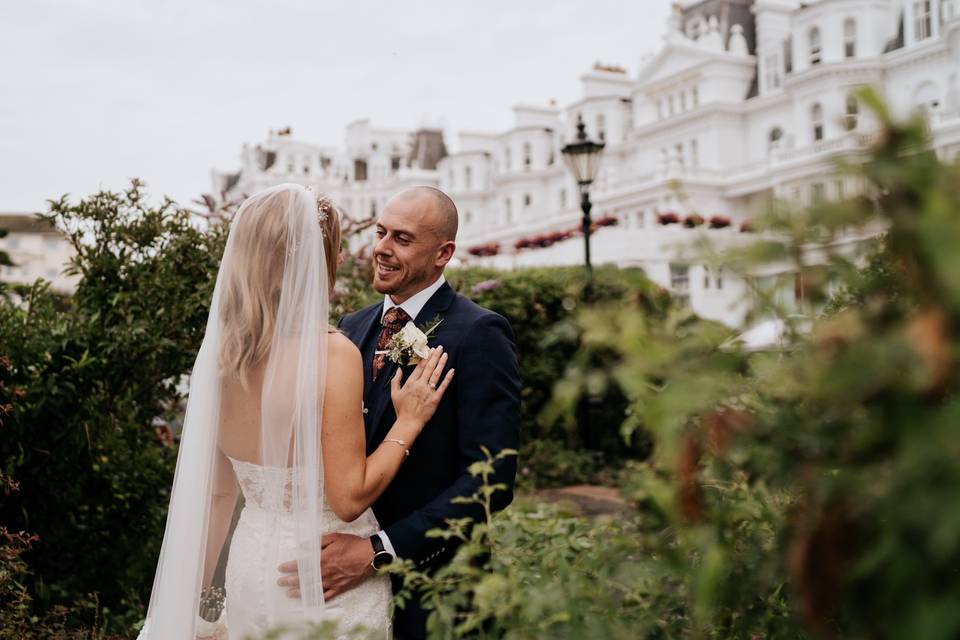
[326, 331, 362, 366]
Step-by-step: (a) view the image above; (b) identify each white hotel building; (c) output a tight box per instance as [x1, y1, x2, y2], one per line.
[214, 0, 960, 327]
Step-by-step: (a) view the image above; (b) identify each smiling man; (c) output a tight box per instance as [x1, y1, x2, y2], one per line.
[278, 186, 521, 640]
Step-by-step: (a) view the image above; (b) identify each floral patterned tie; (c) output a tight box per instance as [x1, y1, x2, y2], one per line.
[372, 307, 411, 382]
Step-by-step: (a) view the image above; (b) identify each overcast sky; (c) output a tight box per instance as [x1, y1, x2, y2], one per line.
[1, 1, 669, 212]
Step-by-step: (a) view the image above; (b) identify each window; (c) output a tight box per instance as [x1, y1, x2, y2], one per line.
[523, 143, 532, 170]
[811, 182, 826, 204]
[844, 18, 857, 58]
[835, 179, 846, 200]
[845, 94, 859, 130]
[504, 199, 512, 223]
[597, 114, 606, 142]
[547, 149, 555, 165]
[668, 95, 675, 115]
[465, 166, 472, 190]
[354, 158, 368, 182]
[657, 100, 664, 119]
[784, 37, 793, 74]
[670, 263, 690, 307]
[914, 0, 932, 41]
[704, 266, 711, 289]
[370, 200, 378, 217]
[768, 126, 784, 152]
[811, 103, 824, 142]
[523, 194, 532, 207]
[809, 27, 822, 65]
[505, 147, 512, 171]
[692, 86, 699, 107]
[560, 188, 567, 209]
[690, 139, 699, 167]
[680, 92, 687, 111]
[637, 210, 646, 228]
[390, 155, 401, 171]
[675, 143, 684, 167]
[764, 53, 782, 90]
[716, 267, 724, 290]
[465, 210, 473, 225]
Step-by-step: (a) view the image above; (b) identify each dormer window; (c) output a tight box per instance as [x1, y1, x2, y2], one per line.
[844, 18, 857, 58]
[809, 27, 822, 65]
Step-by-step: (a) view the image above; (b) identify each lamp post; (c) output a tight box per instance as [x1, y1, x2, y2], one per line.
[561, 115, 606, 300]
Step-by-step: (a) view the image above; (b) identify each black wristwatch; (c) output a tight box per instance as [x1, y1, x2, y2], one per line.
[369, 533, 393, 572]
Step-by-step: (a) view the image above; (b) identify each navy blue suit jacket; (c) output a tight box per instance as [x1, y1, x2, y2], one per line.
[338, 281, 520, 638]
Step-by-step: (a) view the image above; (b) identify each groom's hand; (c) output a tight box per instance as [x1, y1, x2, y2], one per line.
[277, 533, 374, 601]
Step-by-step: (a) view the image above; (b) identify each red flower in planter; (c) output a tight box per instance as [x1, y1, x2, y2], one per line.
[709, 215, 731, 229]
[683, 214, 705, 228]
[595, 215, 619, 227]
[740, 220, 754, 233]
[514, 238, 530, 250]
[468, 242, 500, 256]
[657, 212, 680, 225]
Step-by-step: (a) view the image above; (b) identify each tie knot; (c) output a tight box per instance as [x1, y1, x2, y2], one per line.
[382, 307, 411, 330]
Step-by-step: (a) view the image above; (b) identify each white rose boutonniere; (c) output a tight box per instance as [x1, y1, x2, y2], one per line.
[378, 316, 443, 367]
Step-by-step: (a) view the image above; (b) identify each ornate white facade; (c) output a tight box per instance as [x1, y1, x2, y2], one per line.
[215, 0, 960, 327]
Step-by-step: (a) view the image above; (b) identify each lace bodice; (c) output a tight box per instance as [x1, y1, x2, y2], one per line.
[228, 457, 301, 512]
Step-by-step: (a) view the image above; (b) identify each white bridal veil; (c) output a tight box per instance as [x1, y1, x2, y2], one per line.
[140, 183, 330, 636]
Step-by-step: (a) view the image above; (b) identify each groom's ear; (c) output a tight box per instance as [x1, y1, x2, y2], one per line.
[435, 241, 456, 268]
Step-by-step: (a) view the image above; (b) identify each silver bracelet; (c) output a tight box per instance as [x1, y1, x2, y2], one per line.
[383, 438, 410, 457]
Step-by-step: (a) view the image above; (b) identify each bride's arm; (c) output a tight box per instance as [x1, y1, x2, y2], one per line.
[202, 448, 239, 588]
[321, 333, 452, 522]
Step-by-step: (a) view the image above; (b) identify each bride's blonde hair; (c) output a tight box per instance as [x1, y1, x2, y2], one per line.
[219, 186, 341, 388]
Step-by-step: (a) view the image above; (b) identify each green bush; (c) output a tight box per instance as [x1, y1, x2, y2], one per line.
[444, 266, 666, 487]
[0, 182, 224, 633]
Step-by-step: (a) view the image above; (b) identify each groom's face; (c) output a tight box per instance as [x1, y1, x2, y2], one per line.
[372, 196, 446, 303]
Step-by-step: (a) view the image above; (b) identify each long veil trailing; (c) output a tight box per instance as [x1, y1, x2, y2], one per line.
[139, 183, 329, 637]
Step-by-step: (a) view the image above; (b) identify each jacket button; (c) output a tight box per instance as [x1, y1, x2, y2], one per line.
[362, 407, 369, 414]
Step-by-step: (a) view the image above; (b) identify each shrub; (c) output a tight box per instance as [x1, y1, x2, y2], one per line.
[0, 182, 224, 633]
[444, 265, 666, 487]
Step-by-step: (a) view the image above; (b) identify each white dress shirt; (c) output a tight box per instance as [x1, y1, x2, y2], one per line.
[374, 274, 446, 559]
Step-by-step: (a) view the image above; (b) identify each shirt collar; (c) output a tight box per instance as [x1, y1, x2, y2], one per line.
[381, 275, 446, 324]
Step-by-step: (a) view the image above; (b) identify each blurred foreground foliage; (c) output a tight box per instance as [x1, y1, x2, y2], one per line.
[393, 90, 960, 639]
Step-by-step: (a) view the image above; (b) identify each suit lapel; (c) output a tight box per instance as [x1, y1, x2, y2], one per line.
[368, 283, 457, 447]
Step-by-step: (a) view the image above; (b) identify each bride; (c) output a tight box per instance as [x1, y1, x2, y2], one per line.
[138, 184, 453, 638]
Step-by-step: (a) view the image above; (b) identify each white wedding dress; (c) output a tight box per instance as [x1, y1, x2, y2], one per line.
[224, 456, 391, 639]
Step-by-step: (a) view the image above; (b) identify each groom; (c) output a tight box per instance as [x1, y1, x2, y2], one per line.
[281, 186, 521, 639]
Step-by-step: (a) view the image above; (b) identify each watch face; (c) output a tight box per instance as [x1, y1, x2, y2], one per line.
[372, 551, 393, 570]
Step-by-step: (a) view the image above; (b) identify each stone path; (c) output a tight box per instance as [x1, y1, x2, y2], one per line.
[532, 484, 626, 517]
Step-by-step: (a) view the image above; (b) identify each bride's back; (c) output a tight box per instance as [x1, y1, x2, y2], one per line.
[213, 184, 342, 468]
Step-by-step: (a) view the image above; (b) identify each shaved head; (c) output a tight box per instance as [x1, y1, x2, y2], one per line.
[394, 186, 458, 241]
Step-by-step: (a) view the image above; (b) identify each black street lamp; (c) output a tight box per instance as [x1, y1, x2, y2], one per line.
[561, 115, 606, 299]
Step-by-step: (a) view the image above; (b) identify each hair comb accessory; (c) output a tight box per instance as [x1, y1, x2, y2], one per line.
[303, 186, 331, 236]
